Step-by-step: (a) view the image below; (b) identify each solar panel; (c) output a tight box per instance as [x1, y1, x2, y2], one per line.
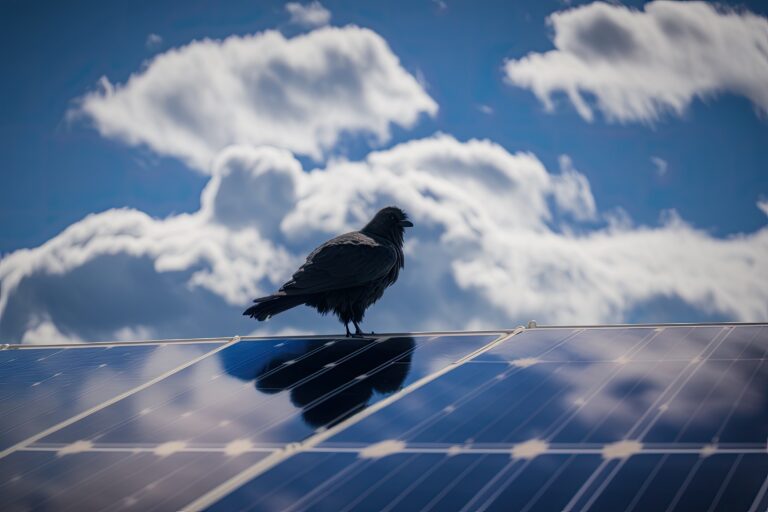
[0, 340, 227, 453]
[0, 332, 502, 510]
[1, 326, 765, 510]
[205, 325, 768, 512]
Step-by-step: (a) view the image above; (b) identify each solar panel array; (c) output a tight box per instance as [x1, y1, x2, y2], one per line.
[0, 325, 766, 511]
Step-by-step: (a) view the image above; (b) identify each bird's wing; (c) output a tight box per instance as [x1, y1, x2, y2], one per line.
[279, 232, 397, 295]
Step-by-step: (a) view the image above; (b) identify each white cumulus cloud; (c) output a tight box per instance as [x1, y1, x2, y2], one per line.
[758, 198, 768, 217]
[285, 2, 331, 28]
[504, 1, 768, 123]
[74, 26, 437, 171]
[2, 136, 767, 344]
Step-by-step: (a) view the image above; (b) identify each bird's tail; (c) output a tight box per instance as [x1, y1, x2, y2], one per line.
[243, 293, 305, 321]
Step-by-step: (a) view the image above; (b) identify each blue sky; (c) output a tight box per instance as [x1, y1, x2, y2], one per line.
[1, 0, 767, 343]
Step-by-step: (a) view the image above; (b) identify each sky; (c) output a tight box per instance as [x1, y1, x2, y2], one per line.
[1, 0, 767, 344]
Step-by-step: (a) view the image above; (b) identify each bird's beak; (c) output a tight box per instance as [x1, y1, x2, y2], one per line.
[400, 220, 414, 227]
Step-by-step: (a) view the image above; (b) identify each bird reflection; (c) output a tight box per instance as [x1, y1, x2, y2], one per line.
[220, 337, 415, 429]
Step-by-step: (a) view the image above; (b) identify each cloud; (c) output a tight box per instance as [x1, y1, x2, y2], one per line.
[285, 2, 331, 28]
[504, 1, 768, 123]
[145, 33, 163, 50]
[757, 197, 768, 217]
[74, 26, 437, 171]
[650, 156, 668, 176]
[478, 104, 493, 115]
[2, 136, 767, 344]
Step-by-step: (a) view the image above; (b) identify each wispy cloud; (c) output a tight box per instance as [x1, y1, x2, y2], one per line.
[505, 1, 768, 123]
[285, 2, 331, 28]
[758, 198, 768, 217]
[478, 104, 493, 115]
[145, 33, 163, 50]
[650, 156, 668, 176]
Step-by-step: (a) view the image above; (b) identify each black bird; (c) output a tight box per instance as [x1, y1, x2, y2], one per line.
[243, 206, 413, 337]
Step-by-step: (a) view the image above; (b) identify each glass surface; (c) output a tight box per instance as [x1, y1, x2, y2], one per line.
[327, 325, 768, 445]
[0, 449, 267, 512]
[0, 342, 223, 450]
[37, 334, 500, 448]
[208, 325, 765, 511]
[211, 451, 768, 511]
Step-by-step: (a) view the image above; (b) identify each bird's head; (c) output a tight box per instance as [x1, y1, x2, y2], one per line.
[362, 206, 413, 244]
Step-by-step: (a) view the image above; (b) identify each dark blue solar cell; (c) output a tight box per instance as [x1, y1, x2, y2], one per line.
[0, 342, 224, 451]
[0, 449, 268, 511]
[325, 326, 768, 446]
[37, 334, 501, 448]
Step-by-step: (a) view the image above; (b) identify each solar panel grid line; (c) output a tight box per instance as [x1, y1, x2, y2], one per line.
[252, 451, 334, 512]
[370, 329, 588, 445]
[283, 457, 369, 512]
[518, 454, 577, 512]
[420, 455, 488, 512]
[629, 326, 732, 440]
[669, 328, 760, 444]
[665, 456, 706, 512]
[41, 450, 132, 511]
[32, 335, 389, 454]
[0, 335, 242, 461]
[337, 454, 419, 512]
[236, 330, 514, 342]
[579, 458, 629, 512]
[531, 322, 768, 329]
[379, 452, 449, 512]
[185, 337, 403, 443]
[226, 332, 510, 510]
[561, 327, 733, 511]
[461, 458, 528, 512]
[748, 475, 768, 512]
[582, 326, 762, 511]
[95, 454, 211, 512]
[710, 346, 767, 443]
[561, 362, 660, 444]
[190, 334, 432, 447]
[561, 458, 612, 512]
[145, 456, 241, 512]
[231, 326, 728, 510]
[4, 337, 233, 350]
[298, 445, 767, 455]
[458, 369, 567, 443]
[521, 330, 663, 443]
[707, 454, 744, 512]
[180, 330, 516, 511]
[361, 326, 658, 451]
[17, 445, 277, 454]
[625, 453, 669, 512]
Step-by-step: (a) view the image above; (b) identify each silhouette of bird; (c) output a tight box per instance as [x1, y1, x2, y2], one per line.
[244, 206, 413, 337]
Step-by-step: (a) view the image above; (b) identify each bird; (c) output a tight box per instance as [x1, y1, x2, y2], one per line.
[243, 206, 413, 337]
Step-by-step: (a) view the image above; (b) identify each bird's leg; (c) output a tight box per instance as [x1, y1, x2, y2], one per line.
[345, 322, 351, 338]
[353, 320, 365, 337]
